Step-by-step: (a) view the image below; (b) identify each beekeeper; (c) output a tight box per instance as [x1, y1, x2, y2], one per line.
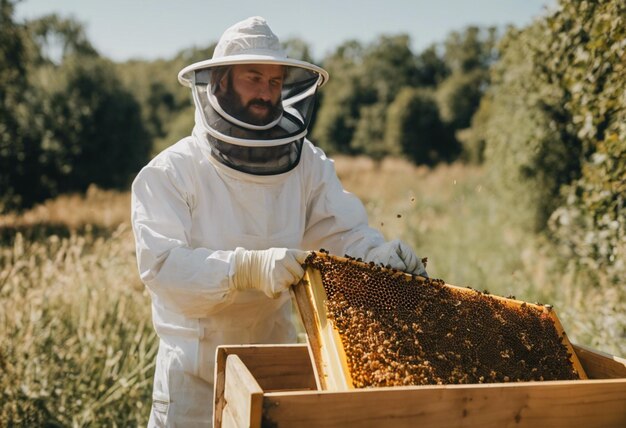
[131, 16, 427, 427]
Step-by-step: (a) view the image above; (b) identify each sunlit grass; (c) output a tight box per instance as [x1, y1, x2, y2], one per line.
[0, 189, 156, 426]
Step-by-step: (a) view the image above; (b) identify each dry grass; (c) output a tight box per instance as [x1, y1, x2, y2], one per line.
[1, 159, 623, 425]
[0, 187, 155, 426]
[0, 184, 130, 231]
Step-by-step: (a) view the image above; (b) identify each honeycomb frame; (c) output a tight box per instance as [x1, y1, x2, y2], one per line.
[292, 251, 587, 391]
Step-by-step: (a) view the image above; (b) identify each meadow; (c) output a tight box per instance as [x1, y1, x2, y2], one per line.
[1, 158, 624, 425]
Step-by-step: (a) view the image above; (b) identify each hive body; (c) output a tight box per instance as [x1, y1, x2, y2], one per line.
[304, 252, 581, 388]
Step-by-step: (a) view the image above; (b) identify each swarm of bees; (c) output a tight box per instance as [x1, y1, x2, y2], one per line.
[305, 251, 580, 388]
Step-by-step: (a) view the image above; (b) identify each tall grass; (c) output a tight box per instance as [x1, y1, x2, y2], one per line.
[1, 160, 623, 425]
[0, 188, 156, 426]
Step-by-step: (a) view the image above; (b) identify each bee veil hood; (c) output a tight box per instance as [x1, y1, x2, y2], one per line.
[179, 16, 329, 175]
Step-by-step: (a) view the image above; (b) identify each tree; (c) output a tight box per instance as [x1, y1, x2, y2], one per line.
[545, 0, 626, 282]
[360, 34, 419, 104]
[480, 23, 581, 231]
[351, 103, 390, 161]
[0, 8, 151, 210]
[443, 26, 498, 75]
[282, 37, 314, 63]
[385, 88, 458, 166]
[435, 26, 497, 157]
[436, 69, 486, 130]
[415, 44, 449, 87]
[37, 56, 151, 194]
[26, 14, 98, 65]
[0, 0, 37, 209]
[311, 40, 368, 153]
[313, 35, 421, 155]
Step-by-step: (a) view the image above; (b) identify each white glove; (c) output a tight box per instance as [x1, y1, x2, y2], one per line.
[366, 239, 428, 277]
[231, 247, 308, 298]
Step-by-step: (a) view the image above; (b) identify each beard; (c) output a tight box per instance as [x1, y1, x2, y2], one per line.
[217, 84, 283, 126]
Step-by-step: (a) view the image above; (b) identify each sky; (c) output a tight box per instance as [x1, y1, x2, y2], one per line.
[15, 0, 557, 62]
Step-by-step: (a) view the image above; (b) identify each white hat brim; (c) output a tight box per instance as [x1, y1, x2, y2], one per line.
[178, 54, 329, 88]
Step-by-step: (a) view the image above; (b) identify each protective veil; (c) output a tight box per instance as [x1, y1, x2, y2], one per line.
[132, 16, 387, 427]
[178, 16, 328, 176]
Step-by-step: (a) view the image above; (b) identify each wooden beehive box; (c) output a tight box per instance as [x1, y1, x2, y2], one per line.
[213, 252, 626, 427]
[213, 344, 626, 427]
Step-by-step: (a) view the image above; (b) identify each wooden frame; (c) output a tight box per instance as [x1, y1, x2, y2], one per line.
[292, 252, 588, 389]
[214, 344, 626, 428]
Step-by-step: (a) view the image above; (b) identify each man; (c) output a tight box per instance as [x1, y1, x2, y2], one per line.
[131, 16, 427, 427]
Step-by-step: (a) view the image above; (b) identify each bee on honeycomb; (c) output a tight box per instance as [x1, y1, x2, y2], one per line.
[304, 252, 580, 388]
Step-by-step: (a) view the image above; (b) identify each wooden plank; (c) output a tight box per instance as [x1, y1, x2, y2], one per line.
[214, 344, 229, 428]
[573, 343, 626, 379]
[222, 344, 317, 391]
[549, 311, 588, 379]
[224, 354, 263, 428]
[294, 268, 354, 390]
[214, 344, 318, 427]
[291, 280, 327, 390]
[221, 404, 237, 428]
[262, 379, 626, 428]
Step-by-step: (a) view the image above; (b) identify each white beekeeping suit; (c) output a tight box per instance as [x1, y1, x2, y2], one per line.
[131, 16, 426, 427]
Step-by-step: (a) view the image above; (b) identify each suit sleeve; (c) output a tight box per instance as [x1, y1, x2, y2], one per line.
[131, 160, 236, 318]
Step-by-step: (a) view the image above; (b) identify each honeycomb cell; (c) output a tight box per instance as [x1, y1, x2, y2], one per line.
[304, 252, 580, 388]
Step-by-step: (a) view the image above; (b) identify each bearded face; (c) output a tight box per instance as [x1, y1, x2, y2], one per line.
[216, 64, 284, 126]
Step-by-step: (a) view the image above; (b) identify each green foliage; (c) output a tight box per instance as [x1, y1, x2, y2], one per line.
[26, 13, 98, 64]
[311, 40, 369, 153]
[359, 34, 419, 104]
[351, 103, 389, 160]
[546, 0, 626, 282]
[0, 8, 151, 211]
[313, 28, 495, 165]
[35, 56, 151, 192]
[443, 26, 498, 75]
[480, 22, 582, 231]
[435, 26, 496, 140]
[113, 49, 207, 154]
[456, 96, 490, 164]
[313, 35, 437, 157]
[385, 88, 458, 165]
[414, 44, 449, 87]
[0, 0, 31, 208]
[476, 0, 625, 282]
[436, 69, 486, 130]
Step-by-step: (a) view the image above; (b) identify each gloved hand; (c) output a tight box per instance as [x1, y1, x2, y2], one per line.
[366, 239, 428, 277]
[231, 247, 308, 298]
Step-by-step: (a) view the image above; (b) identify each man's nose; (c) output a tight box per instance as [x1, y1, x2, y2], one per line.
[256, 82, 272, 101]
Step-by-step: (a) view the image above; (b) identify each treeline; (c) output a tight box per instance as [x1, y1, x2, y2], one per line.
[1, 1, 151, 209]
[1, 0, 623, 283]
[0, 0, 496, 210]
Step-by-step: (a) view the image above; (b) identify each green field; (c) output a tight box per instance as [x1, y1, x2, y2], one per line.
[1, 158, 624, 425]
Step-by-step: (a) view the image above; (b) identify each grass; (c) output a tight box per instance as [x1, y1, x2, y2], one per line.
[1, 160, 624, 425]
[0, 187, 156, 426]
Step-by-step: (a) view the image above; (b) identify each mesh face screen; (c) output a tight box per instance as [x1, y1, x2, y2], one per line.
[304, 252, 580, 388]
